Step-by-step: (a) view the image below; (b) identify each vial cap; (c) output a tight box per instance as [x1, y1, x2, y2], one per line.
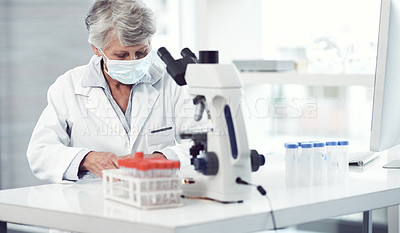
[338, 141, 349, 146]
[118, 158, 137, 168]
[313, 142, 325, 148]
[134, 152, 144, 159]
[137, 161, 150, 171]
[300, 143, 313, 148]
[285, 143, 298, 149]
[148, 161, 158, 170]
[166, 161, 174, 169]
[326, 141, 337, 146]
[156, 160, 167, 169]
[173, 161, 181, 169]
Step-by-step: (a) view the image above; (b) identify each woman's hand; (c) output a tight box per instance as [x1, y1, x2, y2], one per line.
[79, 152, 167, 178]
[145, 152, 166, 159]
[79, 151, 119, 178]
[120, 152, 166, 159]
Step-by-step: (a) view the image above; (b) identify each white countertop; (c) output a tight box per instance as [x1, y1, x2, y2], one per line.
[1, 149, 400, 233]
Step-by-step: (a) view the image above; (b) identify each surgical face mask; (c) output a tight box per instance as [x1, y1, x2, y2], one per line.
[99, 49, 152, 85]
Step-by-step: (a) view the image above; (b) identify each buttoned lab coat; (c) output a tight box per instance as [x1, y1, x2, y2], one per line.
[27, 55, 196, 183]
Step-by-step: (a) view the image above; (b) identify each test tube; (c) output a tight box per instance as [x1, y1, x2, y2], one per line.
[118, 158, 136, 176]
[326, 141, 338, 184]
[313, 142, 327, 186]
[299, 143, 313, 186]
[172, 161, 180, 176]
[137, 162, 149, 179]
[285, 142, 299, 187]
[337, 141, 349, 183]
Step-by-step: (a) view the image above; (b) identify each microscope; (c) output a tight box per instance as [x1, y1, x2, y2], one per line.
[158, 47, 265, 203]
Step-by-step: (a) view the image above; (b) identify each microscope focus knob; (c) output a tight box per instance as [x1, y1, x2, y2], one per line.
[193, 152, 219, 176]
[250, 149, 265, 172]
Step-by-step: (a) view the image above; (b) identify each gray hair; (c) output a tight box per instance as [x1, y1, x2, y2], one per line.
[85, 0, 156, 50]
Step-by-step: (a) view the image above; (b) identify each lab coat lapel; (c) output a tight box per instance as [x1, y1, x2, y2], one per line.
[129, 83, 160, 149]
[86, 88, 128, 139]
[76, 55, 128, 140]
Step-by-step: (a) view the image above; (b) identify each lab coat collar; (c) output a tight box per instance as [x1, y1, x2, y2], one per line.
[81, 55, 108, 89]
[142, 61, 164, 85]
[74, 55, 103, 96]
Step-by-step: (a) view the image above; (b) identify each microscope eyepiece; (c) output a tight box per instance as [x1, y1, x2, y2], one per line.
[157, 46, 200, 86]
[157, 47, 175, 65]
[181, 48, 197, 60]
[157, 47, 169, 57]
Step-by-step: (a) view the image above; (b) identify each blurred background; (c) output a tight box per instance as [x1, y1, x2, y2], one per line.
[0, 0, 384, 232]
[0, 0, 380, 189]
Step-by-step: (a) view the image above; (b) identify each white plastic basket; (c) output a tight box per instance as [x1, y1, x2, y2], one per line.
[103, 169, 182, 209]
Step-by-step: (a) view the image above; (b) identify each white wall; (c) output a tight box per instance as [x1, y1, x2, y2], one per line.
[179, 0, 264, 63]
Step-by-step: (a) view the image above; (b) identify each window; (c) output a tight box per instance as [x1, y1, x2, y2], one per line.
[262, 0, 381, 74]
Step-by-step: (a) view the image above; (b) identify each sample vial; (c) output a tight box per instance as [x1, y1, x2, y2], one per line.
[313, 142, 327, 185]
[326, 141, 338, 184]
[172, 161, 180, 176]
[118, 152, 146, 177]
[158, 161, 167, 177]
[299, 143, 313, 186]
[285, 142, 299, 187]
[137, 162, 150, 179]
[337, 141, 349, 183]
[118, 158, 137, 176]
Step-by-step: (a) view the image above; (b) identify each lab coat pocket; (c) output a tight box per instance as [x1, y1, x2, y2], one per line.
[148, 125, 175, 148]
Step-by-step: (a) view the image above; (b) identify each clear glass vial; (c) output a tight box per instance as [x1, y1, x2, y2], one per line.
[285, 142, 299, 187]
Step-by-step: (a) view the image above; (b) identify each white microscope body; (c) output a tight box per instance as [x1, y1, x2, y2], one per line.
[158, 48, 264, 202]
[184, 64, 252, 202]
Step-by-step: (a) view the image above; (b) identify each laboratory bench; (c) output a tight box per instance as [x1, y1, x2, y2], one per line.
[0, 149, 400, 233]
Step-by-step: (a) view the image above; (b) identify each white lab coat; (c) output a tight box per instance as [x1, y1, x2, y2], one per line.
[27, 55, 196, 183]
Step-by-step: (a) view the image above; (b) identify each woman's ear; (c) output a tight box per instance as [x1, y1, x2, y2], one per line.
[91, 44, 101, 57]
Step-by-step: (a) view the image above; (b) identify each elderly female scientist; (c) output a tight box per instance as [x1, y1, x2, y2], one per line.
[27, 0, 194, 183]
